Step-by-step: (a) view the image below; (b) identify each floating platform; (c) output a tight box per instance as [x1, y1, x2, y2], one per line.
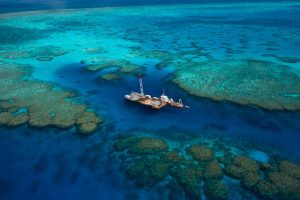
[125, 77, 189, 109]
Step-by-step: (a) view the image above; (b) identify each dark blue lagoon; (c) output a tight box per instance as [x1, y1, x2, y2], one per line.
[0, 2, 300, 200]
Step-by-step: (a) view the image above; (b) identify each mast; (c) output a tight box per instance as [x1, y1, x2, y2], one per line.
[179, 99, 182, 105]
[139, 75, 144, 96]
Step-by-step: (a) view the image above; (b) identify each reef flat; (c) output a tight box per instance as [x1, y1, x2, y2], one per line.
[0, 62, 101, 133]
[113, 134, 300, 200]
[173, 59, 300, 111]
[83, 57, 144, 81]
[0, 45, 68, 61]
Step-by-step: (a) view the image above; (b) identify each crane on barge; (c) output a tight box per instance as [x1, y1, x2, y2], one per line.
[125, 76, 190, 109]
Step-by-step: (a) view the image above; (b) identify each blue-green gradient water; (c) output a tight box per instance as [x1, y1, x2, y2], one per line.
[0, 2, 300, 200]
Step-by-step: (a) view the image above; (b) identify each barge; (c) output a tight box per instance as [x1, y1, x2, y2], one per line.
[125, 76, 189, 109]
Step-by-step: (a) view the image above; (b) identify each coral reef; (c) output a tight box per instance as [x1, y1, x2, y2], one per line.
[113, 135, 168, 154]
[256, 181, 278, 199]
[113, 135, 300, 200]
[161, 151, 184, 164]
[267, 172, 300, 199]
[128, 137, 169, 154]
[113, 135, 204, 199]
[0, 25, 50, 45]
[0, 46, 67, 61]
[242, 172, 261, 189]
[278, 160, 300, 179]
[34, 46, 67, 61]
[128, 47, 202, 70]
[113, 135, 139, 151]
[260, 162, 273, 171]
[128, 47, 173, 61]
[1, 4, 300, 200]
[256, 160, 300, 199]
[203, 161, 223, 180]
[224, 156, 261, 189]
[224, 157, 300, 198]
[170, 165, 203, 199]
[84, 58, 127, 72]
[127, 158, 169, 187]
[84, 57, 144, 80]
[76, 111, 101, 134]
[126, 159, 145, 179]
[205, 180, 229, 200]
[233, 156, 259, 172]
[36, 57, 54, 61]
[224, 164, 244, 179]
[173, 59, 300, 110]
[84, 47, 107, 54]
[0, 50, 32, 59]
[100, 73, 121, 81]
[0, 62, 101, 133]
[186, 144, 214, 162]
[7, 112, 28, 126]
[150, 161, 170, 181]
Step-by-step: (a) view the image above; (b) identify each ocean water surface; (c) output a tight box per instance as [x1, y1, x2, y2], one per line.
[0, 2, 300, 200]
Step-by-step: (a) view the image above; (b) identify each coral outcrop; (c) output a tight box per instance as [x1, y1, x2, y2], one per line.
[267, 172, 300, 199]
[84, 57, 143, 81]
[256, 181, 278, 199]
[0, 62, 101, 133]
[278, 160, 300, 179]
[224, 156, 261, 189]
[170, 165, 203, 199]
[186, 144, 214, 162]
[100, 73, 121, 81]
[0, 25, 50, 45]
[205, 180, 229, 200]
[203, 161, 223, 180]
[113, 135, 139, 151]
[0, 46, 67, 61]
[173, 59, 300, 111]
[257, 161, 300, 199]
[113, 135, 300, 200]
[84, 47, 107, 54]
[128, 137, 169, 154]
[161, 151, 184, 164]
[126, 158, 169, 187]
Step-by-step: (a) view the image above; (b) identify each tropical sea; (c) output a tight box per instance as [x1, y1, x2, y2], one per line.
[0, 1, 300, 200]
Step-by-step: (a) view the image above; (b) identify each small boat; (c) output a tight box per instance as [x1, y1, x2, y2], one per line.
[125, 76, 189, 109]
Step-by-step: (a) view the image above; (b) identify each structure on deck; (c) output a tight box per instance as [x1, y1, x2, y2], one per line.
[125, 76, 189, 109]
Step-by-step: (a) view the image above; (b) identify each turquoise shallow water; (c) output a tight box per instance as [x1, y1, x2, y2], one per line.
[0, 2, 300, 200]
